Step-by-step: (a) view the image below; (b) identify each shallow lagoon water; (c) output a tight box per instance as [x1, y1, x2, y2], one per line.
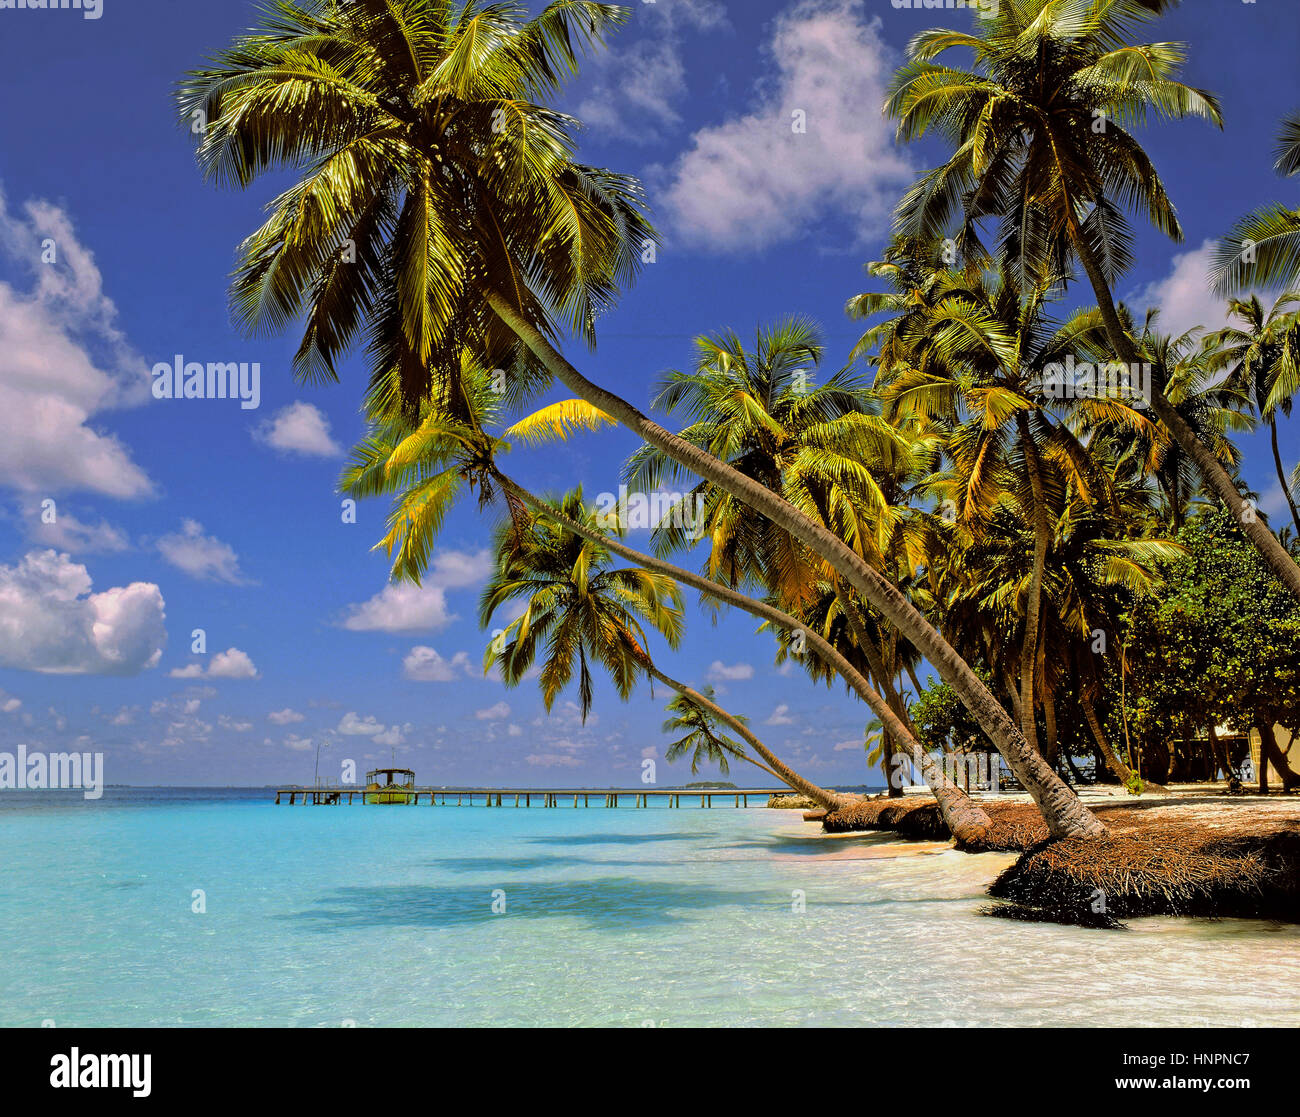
[1, 789, 1297, 1027]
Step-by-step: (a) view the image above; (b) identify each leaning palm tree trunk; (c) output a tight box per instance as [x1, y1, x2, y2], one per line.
[1068, 227, 1300, 604]
[642, 662, 854, 811]
[499, 475, 993, 843]
[1269, 417, 1300, 538]
[832, 587, 909, 798]
[488, 294, 1088, 836]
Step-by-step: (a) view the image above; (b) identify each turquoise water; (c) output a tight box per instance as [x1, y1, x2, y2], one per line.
[2, 789, 1298, 1027]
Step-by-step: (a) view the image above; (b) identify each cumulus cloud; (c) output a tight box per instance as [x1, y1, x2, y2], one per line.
[0, 185, 153, 498]
[475, 701, 511, 721]
[0, 550, 165, 675]
[168, 647, 258, 680]
[268, 708, 305, 725]
[340, 549, 491, 633]
[1125, 240, 1230, 341]
[708, 660, 754, 682]
[338, 711, 386, 736]
[655, 0, 913, 252]
[208, 648, 259, 679]
[156, 519, 248, 584]
[402, 645, 475, 682]
[375, 723, 411, 748]
[766, 703, 795, 726]
[253, 401, 342, 458]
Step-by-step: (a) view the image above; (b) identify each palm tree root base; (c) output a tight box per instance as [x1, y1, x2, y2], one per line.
[822, 798, 1300, 928]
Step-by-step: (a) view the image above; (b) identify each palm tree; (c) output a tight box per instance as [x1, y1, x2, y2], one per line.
[856, 261, 1136, 756]
[886, 0, 1300, 603]
[480, 490, 854, 808]
[660, 687, 779, 782]
[187, 0, 1095, 837]
[627, 319, 925, 775]
[1204, 295, 1300, 536]
[343, 363, 993, 838]
[1213, 110, 1300, 294]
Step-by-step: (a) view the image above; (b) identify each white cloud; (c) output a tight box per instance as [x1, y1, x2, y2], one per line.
[2, 697, 21, 714]
[0, 550, 165, 675]
[218, 715, 253, 732]
[338, 711, 385, 736]
[708, 660, 754, 681]
[268, 708, 305, 725]
[475, 701, 511, 721]
[207, 648, 259, 679]
[374, 723, 411, 748]
[0, 185, 153, 499]
[1126, 240, 1229, 341]
[574, 0, 727, 141]
[655, 0, 913, 252]
[254, 401, 342, 457]
[169, 647, 259, 680]
[23, 503, 129, 553]
[526, 752, 583, 768]
[833, 737, 862, 751]
[766, 703, 795, 726]
[340, 550, 491, 633]
[402, 645, 475, 682]
[280, 734, 315, 752]
[157, 519, 248, 584]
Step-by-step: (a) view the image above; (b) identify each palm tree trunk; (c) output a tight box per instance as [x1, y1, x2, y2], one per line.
[1269, 416, 1300, 537]
[1042, 691, 1059, 769]
[1067, 225, 1300, 603]
[643, 663, 854, 810]
[1082, 693, 1135, 785]
[1257, 721, 1300, 791]
[488, 292, 1096, 838]
[833, 587, 907, 798]
[1015, 412, 1050, 755]
[499, 474, 993, 843]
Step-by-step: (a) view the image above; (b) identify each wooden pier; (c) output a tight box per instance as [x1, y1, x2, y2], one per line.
[274, 786, 790, 807]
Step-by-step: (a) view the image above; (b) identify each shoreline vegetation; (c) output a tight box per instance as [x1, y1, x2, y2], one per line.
[175, 2, 1300, 943]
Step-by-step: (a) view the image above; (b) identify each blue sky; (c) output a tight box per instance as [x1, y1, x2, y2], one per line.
[0, 0, 1295, 788]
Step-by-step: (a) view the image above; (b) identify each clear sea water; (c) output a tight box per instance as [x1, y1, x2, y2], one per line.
[1, 788, 1297, 1027]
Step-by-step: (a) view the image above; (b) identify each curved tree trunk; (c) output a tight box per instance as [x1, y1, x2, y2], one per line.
[833, 587, 906, 798]
[1015, 412, 1051, 756]
[644, 664, 854, 811]
[1068, 226, 1300, 604]
[1082, 692, 1167, 794]
[1257, 721, 1300, 792]
[1269, 417, 1300, 538]
[500, 474, 993, 844]
[489, 292, 1096, 838]
[1083, 693, 1135, 785]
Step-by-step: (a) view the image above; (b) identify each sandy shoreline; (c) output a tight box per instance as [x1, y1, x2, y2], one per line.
[768, 783, 1300, 927]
